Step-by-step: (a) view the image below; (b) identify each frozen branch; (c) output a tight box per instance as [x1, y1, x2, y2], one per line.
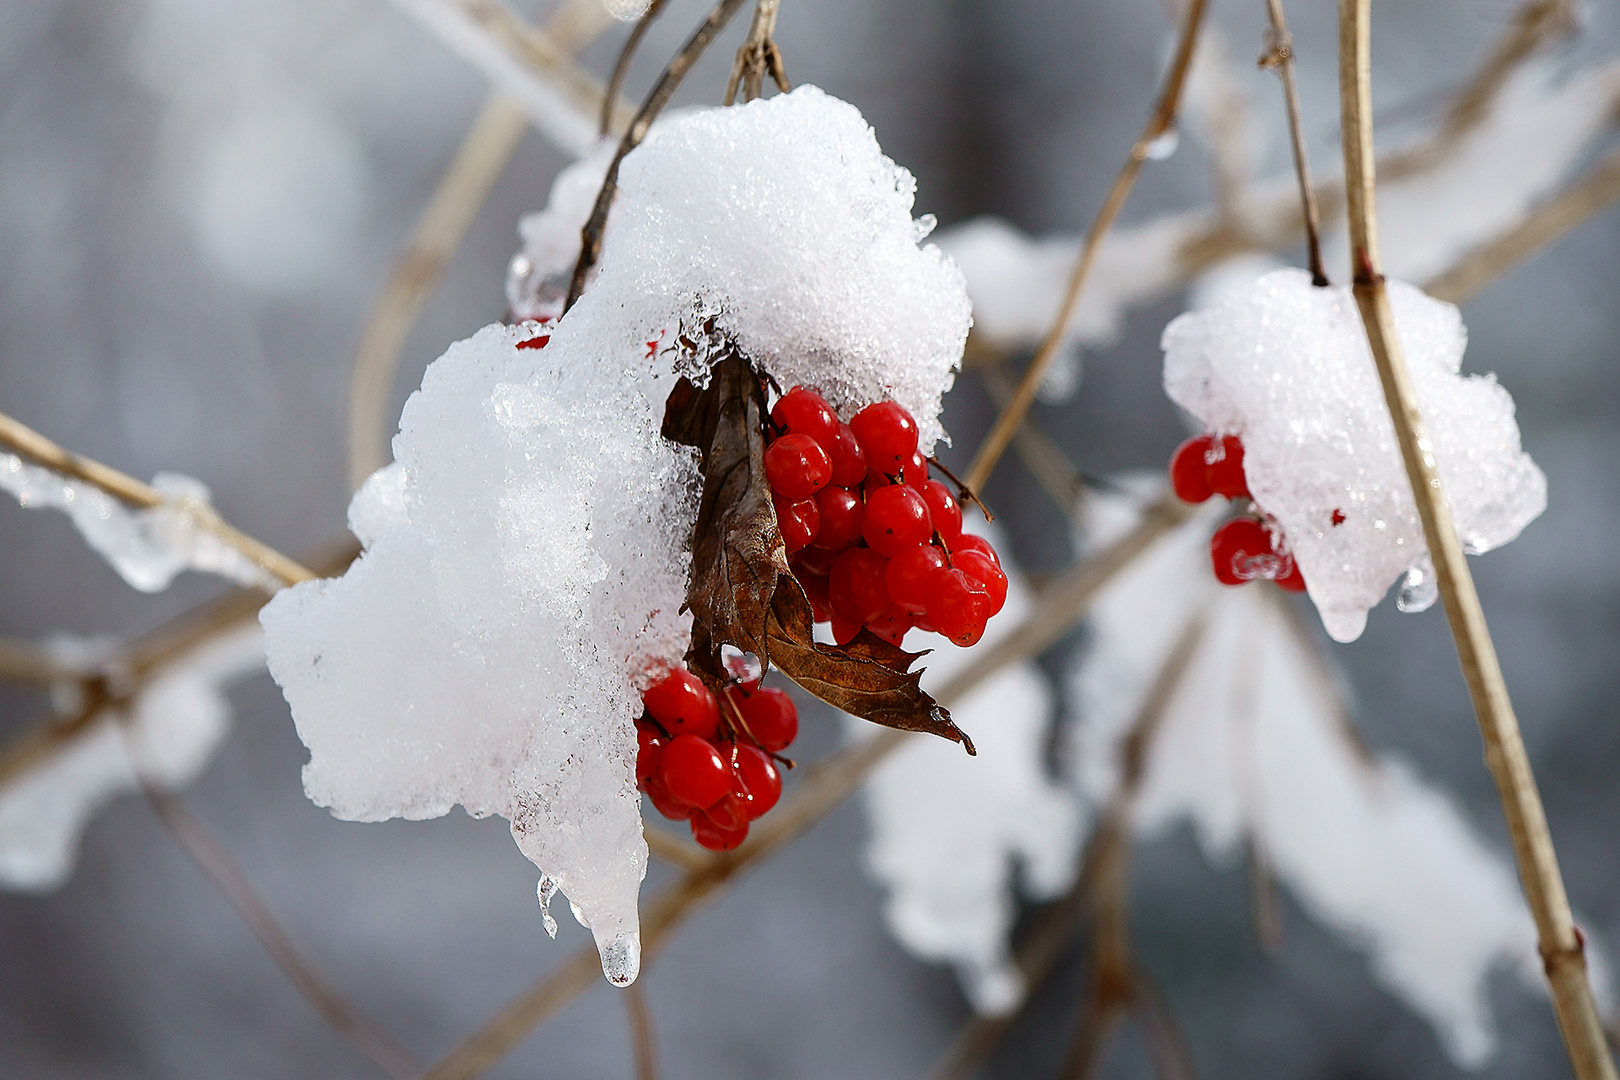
[723, 0, 790, 106]
[1259, 0, 1327, 285]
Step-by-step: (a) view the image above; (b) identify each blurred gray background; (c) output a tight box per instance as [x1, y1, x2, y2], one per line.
[2, 0, 1618, 1077]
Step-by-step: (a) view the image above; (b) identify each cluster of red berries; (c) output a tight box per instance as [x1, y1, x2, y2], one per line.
[763, 387, 1008, 648]
[635, 659, 797, 851]
[1169, 432, 1305, 592]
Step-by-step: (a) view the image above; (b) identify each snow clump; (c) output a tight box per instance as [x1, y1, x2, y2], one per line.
[1163, 268, 1545, 642]
[261, 85, 971, 985]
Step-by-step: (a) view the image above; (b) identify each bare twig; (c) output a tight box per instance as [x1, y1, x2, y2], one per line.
[1339, 3, 1616, 1077]
[1425, 145, 1620, 304]
[642, 823, 712, 873]
[624, 980, 660, 1080]
[0, 637, 69, 684]
[723, 0, 790, 105]
[1259, 0, 1327, 285]
[978, 368, 1089, 517]
[601, 0, 671, 135]
[564, 0, 754, 312]
[141, 782, 418, 1079]
[962, 0, 1210, 494]
[0, 410, 313, 588]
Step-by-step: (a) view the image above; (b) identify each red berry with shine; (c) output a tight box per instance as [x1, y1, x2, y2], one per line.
[770, 386, 840, 451]
[830, 547, 892, 624]
[660, 734, 731, 808]
[1169, 434, 1215, 503]
[728, 685, 798, 752]
[830, 614, 862, 646]
[774, 493, 820, 552]
[730, 744, 782, 819]
[928, 569, 991, 647]
[690, 810, 749, 851]
[764, 433, 833, 501]
[953, 549, 1008, 617]
[811, 486, 865, 550]
[1206, 435, 1249, 499]
[635, 730, 663, 785]
[850, 401, 920, 474]
[703, 790, 750, 832]
[920, 480, 963, 540]
[827, 423, 869, 487]
[797, 569, 833, 622]
[642, 668, 720, 740]
[644, 776, 694, 821]
[886, 543, 948, 614]
[902, 451, 929, 488]
[1209, 518, 1278, 586]
[867, 607, 913, 646]
[951, 532, 1000, 567]
[1275, 557, 1307, 592]
[863, 485, 933, 557]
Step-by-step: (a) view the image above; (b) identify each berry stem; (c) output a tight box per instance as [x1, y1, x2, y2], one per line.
[926, 454, 995, 523]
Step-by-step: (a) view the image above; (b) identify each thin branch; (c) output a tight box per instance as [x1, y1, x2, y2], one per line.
[0, 410, 313, 588]
[141, 783, 419, 1079]
[564, 0, 754, 312]
[601, 0, 671, 135]
[642, 823, 712, 872]
[962, 0, 1209, 494]
[723, 0, 790, 106]
[624, 980, 660, 1080]
[1259, 0, 1327, 285]
[0, 637, 70, 684]
[979, 368, 1089, 517]
[1425, 144, 1620, 304]
[1339, 3, 1615, 1078]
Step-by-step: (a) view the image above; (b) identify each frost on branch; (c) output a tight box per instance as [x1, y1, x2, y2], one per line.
[0, 458, 279, 593]
[0, 625, 265, 890]
[852, 530, 1080, 1014]
[262, 85, 971, 984]
[1163, 268, 1545, 642]
[1068, 486, 1610, 1066]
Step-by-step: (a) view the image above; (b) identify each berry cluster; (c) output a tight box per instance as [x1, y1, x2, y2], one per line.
[764, 387, 1007, 648]
[635, 659, 797, 851]
[1169, 433, 1305, 592]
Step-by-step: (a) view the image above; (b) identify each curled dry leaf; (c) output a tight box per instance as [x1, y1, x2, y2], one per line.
[662, 344, 972, 753]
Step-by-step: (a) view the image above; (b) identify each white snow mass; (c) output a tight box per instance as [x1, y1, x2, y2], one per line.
[1162, 268, 1545, 642]
[261, 86, 971, 984]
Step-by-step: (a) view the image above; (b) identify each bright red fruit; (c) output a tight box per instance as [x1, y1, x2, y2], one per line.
[793, 546, 836, 577]
[952, 532, 1000, 566]
[644, 776, 694, 821]
[774, 494, 820, 552]
[827, 423, 869, 487]
[886, 543, 948, 614]
[920, 480, 963, 540]
[1169, 435, 1215, 503]
[863, 485, 932, 557]
[811, 486, 865, 550]
[703, 791, 750, 832]
[643, 668, 720, 739]
[764, 433, 833, 500]
[770, 386, 840, 450]
[729, 686, 798, 752]
[850, 401, 920, 474]
[902, 451, 928, 488]
[830, 613, 862, 646]
[1209, 518, 1280, 586]
[866, 607, 913, 645]
[928, 569, 991, 647]
[635, 730, 663, 785]
[730, 745, 782, 819]
[690, 811, 749, 851]
[661, 734, 731, 808]
[797, 570, 833, 622]
[953, 549, 1008, 617]
[830, 547, 891, 624]
[1206, 435, 1249, 499]
[1275, 558, 1307, 592]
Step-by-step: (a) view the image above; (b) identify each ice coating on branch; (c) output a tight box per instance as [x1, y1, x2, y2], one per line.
[851, 531, 1080, 1014]
[1067, 484, 1611, 1067]
[265, 87, 969, 984]
[1163, 268, 1545, 642]
[506, 137, 616, 321]
[0, 625, 265, 890]
[0, 457, 280, 593]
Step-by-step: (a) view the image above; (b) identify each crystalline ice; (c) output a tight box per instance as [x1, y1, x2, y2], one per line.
[264, 86, 971, 983]
[506, 137, 617, 322]
[1068, 484, 1611, 1066]
[0, 455, 280, 593]
[851, 527, 1081, 1015]
[0, 624, 265, 891]
[1397, 554, 1439, 614]
[1163, 268, 1545, 642]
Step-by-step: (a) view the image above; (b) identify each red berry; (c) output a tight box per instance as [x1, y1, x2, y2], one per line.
[829, 547, 892, 624]
[635, 729, 663, 785]
[728, 686, 798, 751]
[830, 613, 862, 646]
[690, 810, 748, 851]
[1276, 558, 1307, 592]
[811, 486, 865, 550]
[928, 569, 991, 647]
[661, 734, 731, 808]
[1206, 435, 1249, 499]
[770, 386, 840, 451]
[952, 533, 1000, 567]
[849, 401, 920, 474]
[644, 776, 694, 821]
[1169, 435, 1214, 503]
[730, 744, 782, 819]
[827, 423, 869, 487]
[886, 543, 949, 614]
[919, 480, 963, 540]
[774, 493, 819, 552]
[863, 485, 932, 557]
[643, 668, 720, 740]
[516, 332, 551, 350]
[902, 451, 929, 488]
[703, 790, 750, 832]
[953, 549, 1008, 617]
[866, 607, 913, 646]
[792, 546, 836, 578]
[764, 433, 833, 500]
[1209, 518, 1281, 586]
[797, 570, 833, 622]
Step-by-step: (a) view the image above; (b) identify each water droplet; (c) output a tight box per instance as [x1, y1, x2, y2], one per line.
[537, 876, 559, 939]
[598, 932, 641, 986]
[1142, 128, 1180, 161]
[912, 213, 938, 242]
[1397, 555, 1438, 613]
